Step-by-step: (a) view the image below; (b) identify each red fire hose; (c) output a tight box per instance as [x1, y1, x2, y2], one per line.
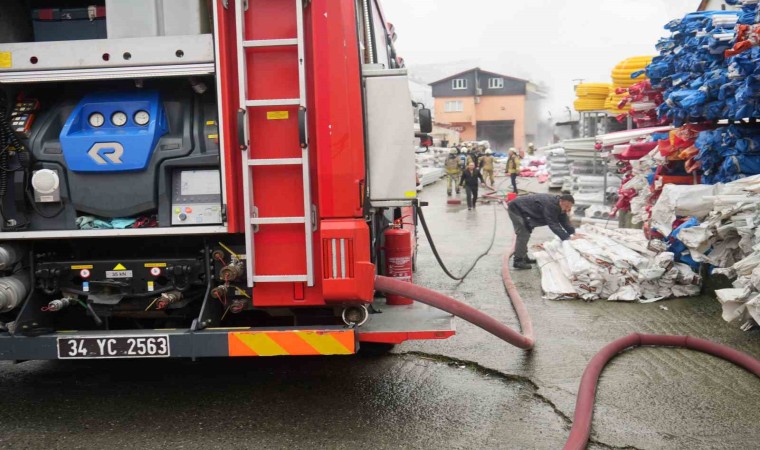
[375, 275, 533, 349]
[563, 333, 760, 450]
[373, 196, 760, 449]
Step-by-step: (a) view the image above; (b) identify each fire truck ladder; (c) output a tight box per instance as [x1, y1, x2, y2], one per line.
[234, 0, 314, 287]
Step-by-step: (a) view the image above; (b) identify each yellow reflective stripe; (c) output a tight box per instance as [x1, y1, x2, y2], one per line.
[297, 331, 353, 355]
[236, 333, 288, 356]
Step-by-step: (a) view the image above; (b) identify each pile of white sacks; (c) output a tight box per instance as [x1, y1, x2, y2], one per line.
[653, 175, 760, 330]
[535, 224, 701, 302]
[621, 146, 661, 225]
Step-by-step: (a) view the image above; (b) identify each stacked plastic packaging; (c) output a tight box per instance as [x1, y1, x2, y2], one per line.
[557, 138, 616, 212]
[537, 3, 760, 329]
[573, 83, 611, 112]
[647, 10, 740, 125]
[648, 175, 760, 329]
[546, 148, 569, 189]
[415, 147, 448, 189]
[693, 124, 760, 184]
[534, 224, 701, 302]
[594, 127, 671, 221]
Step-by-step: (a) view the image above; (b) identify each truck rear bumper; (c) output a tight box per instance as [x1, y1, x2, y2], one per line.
[0, 304, 454, 360]
[359, 303, 456, 344]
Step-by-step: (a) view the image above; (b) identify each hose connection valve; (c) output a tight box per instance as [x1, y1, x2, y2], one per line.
[230, 298, 247, 314]
[45, 297, 76, 312]
[219, 258, 244, 282]
[155, 291, 182, 310]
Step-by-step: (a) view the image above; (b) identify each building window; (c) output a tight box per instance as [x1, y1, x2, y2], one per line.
[488, 78, 504, 89]
[445, 101, 463, 112]
[452, 78, 467, 90]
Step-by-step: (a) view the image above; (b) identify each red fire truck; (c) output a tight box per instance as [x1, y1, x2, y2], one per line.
[0, 0, 454, 360]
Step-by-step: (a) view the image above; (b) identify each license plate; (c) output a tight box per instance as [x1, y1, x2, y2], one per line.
[105, 270, 133, 278]
[57, 335, 170, 359]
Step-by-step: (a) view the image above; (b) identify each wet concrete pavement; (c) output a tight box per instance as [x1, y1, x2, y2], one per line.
[405, 175, 760, 449]
[0, 174, 758, 449]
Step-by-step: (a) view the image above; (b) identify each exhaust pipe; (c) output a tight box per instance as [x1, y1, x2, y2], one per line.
[341, 305, 369, 327]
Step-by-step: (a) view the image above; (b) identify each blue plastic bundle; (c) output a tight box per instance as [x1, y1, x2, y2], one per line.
[648, 10, 741, 126]
[694, 124, 760, 183]
[668, 217, 701, 270]
[735, 0, 760, 24]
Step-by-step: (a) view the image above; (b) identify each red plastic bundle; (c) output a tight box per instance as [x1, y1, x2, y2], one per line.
[725, 24, 760, 57]
[617, 81, 669, 128]
[619, 141, 658, 160]
[659, 124, 714, 172]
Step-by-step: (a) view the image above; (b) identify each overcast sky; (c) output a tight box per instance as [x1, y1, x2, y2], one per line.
[382, 0, 701, 121]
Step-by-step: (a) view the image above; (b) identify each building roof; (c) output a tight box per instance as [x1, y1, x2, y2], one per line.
[428, 67, 529, 87]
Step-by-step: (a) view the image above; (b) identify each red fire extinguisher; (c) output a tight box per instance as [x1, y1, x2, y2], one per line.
[383, 222, 414, 305]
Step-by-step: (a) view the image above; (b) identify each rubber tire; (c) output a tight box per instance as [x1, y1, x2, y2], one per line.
[358, 342, 396, 356]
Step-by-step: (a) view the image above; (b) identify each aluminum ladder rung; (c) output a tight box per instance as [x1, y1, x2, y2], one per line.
[252, 275, 308, 283]
[251, 216, 306, 225]
[243, 38, 298, 48]
[236, 0, 314, 288]
[248, 158, 303, 166]
[245, 98, 300, 107]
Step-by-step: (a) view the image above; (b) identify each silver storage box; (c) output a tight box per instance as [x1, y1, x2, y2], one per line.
[364, 68, 417, 202]
[106, 0, 210, 38]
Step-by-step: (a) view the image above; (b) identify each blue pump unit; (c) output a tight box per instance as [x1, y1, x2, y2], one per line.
[59, 91, 168, 172]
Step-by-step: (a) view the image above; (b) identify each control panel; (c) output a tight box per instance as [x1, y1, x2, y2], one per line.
[171, 169, 222, 226]
[11, 99, 39, 138]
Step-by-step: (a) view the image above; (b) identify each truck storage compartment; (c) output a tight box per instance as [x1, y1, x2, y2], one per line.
[32, 5, 107, 41]
[0, 0, 214, 81]
[106, 0, 211, 38]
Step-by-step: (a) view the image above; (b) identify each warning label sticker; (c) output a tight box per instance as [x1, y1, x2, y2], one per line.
[106, 270, 133, 279]
[112, 263, 127, 270]
[266, 111, 289, 120]
[0, 52, 11, 69]
[71, 264, 93, 270]
[144, 262, 167, 268]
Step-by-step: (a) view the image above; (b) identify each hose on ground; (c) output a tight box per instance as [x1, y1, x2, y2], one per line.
[563, 333, 760, 450]
[378, 192, 759, 449]
[415, 193, 498, 282]
[501, 238, 535, 346]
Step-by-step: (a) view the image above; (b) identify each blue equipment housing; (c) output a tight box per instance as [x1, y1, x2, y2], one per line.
[59, 91, 168, 172]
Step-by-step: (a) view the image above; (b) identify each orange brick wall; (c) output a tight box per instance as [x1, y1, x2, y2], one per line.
[434, 95, 527, 149]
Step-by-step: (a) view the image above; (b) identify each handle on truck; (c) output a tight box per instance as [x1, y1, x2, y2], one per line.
[237, 109, 247, 151]
[299, 106, 307, 149]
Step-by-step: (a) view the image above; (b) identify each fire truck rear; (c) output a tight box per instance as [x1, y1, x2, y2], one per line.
[0, 0, 453, 360]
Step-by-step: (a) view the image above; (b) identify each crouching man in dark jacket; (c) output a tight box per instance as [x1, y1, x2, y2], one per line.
[507, 194, 583, 270]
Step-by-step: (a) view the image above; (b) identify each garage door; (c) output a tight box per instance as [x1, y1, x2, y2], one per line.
[477, 120, 514, 152]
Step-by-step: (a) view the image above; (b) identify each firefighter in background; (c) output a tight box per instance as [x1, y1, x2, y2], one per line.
[444, 147, 462, 196]
[467, 144, 481, 168]
[506, 147, 521, 193]
[479, 149, 495, 186]
[527, 142, 536, 156]
[458, 145, 468, 170]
